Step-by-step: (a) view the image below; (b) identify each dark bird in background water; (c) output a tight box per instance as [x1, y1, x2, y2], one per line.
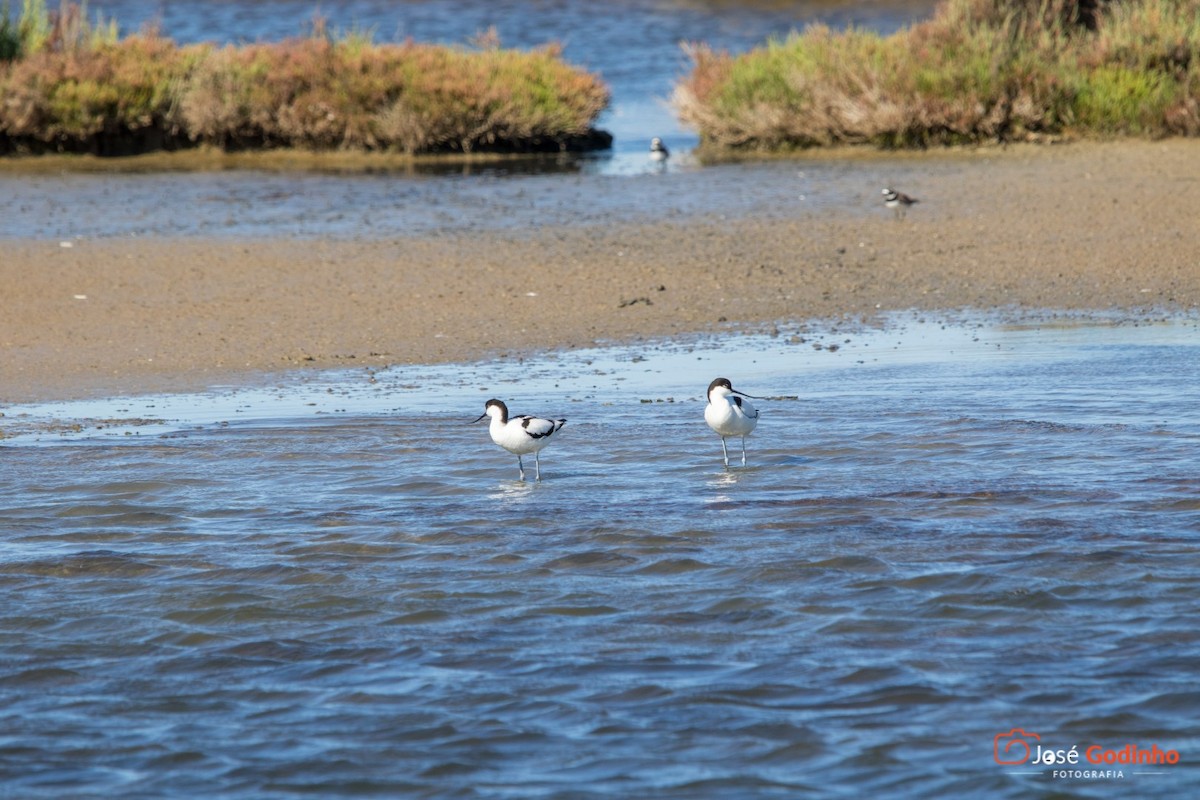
[882, 187, 918, 219]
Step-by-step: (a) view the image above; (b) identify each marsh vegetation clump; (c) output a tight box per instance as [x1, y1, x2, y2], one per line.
[0, 2, 610, 157]
[175, 37, 609, 154]
[674, 0, 1200, 151]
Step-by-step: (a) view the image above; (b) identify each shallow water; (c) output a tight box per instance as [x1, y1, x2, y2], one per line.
[0, 148, 996, 239]
[3, 316, 1199, 797]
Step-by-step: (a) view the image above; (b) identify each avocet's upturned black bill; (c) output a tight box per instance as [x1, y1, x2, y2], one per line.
[649, 137, 669, 161]
[882, 187, 918, 219]
[704, 378, 762, 468]
[473, 399, 566, 481]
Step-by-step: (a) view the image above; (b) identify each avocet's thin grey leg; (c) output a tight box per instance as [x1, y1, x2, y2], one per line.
[720, 438, 730, 468]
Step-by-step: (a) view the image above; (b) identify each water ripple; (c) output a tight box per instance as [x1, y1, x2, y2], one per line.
[2, 318, 1199, 797]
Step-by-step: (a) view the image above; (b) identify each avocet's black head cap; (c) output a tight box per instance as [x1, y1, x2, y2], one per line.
[708, 378, 764, 400]
[472, 398, 509, 423]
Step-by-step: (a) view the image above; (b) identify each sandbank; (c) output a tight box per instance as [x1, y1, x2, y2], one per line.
[2, 140, 1197, 404]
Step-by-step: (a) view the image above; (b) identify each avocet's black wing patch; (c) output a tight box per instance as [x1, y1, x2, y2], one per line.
[732, 396, 759, 418]
[518, 416, 567, 439]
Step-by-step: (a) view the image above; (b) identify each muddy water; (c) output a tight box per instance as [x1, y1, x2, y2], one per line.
[3, 316, 1198, 797]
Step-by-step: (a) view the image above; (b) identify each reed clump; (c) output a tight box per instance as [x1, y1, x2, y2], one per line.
[0, 2, 610, 156]
[675, 0, 1200, 150]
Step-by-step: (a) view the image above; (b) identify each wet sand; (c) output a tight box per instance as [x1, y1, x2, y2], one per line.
[2, 139, 1198, 403]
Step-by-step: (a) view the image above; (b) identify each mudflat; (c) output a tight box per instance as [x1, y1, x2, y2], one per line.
[2, 139, 1197, 403]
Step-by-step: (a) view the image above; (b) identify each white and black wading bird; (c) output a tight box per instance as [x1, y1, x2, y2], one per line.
[649, 137, 669, 161]
[704, 378, 762, 468]
[473, 399, 567, 481]
[882, 187, 918, 219]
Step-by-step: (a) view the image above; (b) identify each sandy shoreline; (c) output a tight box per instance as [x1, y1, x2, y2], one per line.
[2, 139, 1198, 404]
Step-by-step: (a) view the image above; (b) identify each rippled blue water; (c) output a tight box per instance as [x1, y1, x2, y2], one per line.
[3, 317, 1198, 797]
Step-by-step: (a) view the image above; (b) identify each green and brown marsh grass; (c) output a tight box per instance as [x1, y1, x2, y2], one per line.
[675, 0, 1200, 151]
[0, 2, 610, 156]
